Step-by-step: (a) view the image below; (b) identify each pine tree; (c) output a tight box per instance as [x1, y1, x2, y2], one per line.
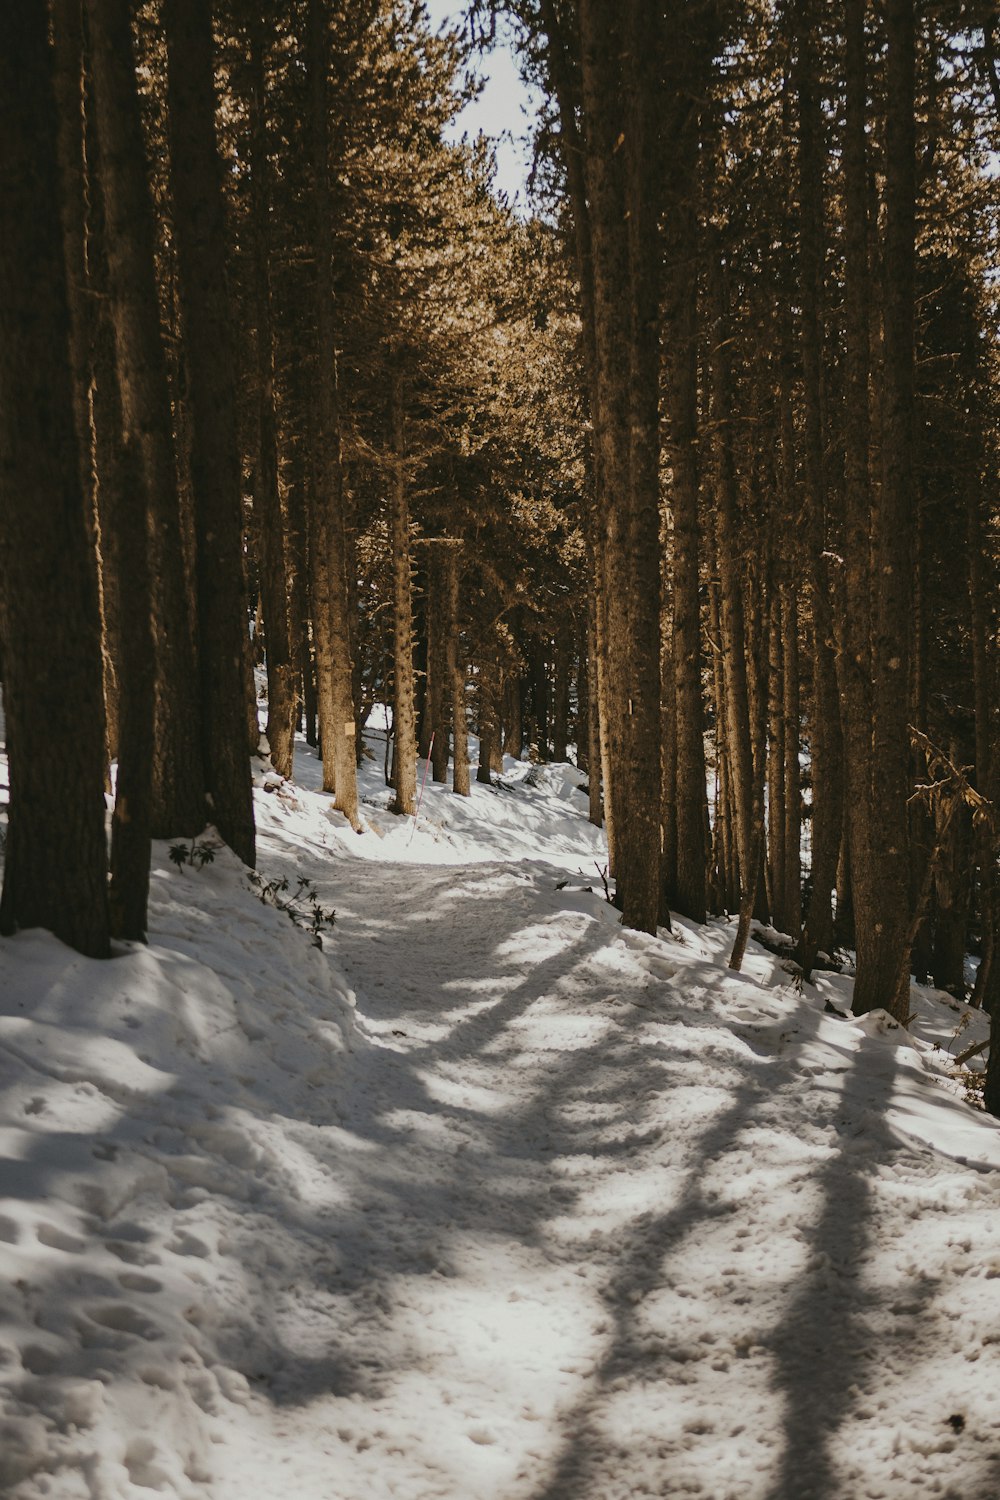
[0, 2, 110, 958]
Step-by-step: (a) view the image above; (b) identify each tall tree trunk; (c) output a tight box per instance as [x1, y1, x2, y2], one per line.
[782, 580, 802, 936]
[51, 0, 119, 772]
[249, 10, 295, 781]
[665, 183, 707, 923]
[837, 0, 917, 1018]
[308, 459, 337, 791]
[585, 588, 603, 827]
[502, 674, 521, 759]
[795, 0, 842, 974]
[86, 67, 155, 941]
[709, 254, 755, 911]
[284, 436, 315, 744]
[871, 0, 916, 1018]
[552, 634, 570, 762]
[708, 579, 734, 911]
[425, 542, 451, 784]
[445, 544, 470, 796]
[388, 372, 417, 815]
[165, 0, 255, 865]
[476, 652, 499, 787]
[970, 494, 995, 1005]
[0, 1, 110, 957]
[89, 0, 204, 838]
[660, 561, 678, 919]
[839, 0, 879, 1006]
[576, 619, 589, 773]
[308, 0, 358, 828]
[574, 0, 661, 932]
[767, 585, 787, 928]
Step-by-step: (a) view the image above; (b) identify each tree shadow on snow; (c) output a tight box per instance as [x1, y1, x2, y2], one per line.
[526, 996, 969, 1500]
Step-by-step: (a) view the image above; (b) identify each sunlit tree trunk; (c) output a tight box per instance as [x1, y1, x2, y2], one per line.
[308, 0, 359, 827]
[89, 0, 204, 838]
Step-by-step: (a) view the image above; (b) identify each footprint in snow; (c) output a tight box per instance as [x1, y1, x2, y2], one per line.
[82, 1303, 163, 1341]
[35, 1222, 86, 1254]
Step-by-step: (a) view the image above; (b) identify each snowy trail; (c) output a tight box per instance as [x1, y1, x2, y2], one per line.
[4, 748, 1000, 1498]
[230, 802, 1000, 1500]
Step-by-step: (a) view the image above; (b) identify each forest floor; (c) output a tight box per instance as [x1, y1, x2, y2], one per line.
[2, 728, 1000, 1499]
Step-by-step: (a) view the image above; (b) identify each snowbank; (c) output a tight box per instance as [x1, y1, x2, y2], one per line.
[1, 731, 999, 1499]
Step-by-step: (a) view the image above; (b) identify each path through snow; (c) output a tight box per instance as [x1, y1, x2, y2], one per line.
[2, 740, 1000, 1498]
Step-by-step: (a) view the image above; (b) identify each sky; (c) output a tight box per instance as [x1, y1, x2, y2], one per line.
[424, 0, 541, 209]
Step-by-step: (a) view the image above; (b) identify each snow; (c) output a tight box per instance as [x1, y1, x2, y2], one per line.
[2, 729, 1000, 1498]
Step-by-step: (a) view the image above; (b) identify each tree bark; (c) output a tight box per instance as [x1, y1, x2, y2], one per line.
[795, 0, 842, 974]
[249, 10, 295, 781]
[88, 0, 204, 838]
[85, 66, 155, 941]
[665, 182, 707, 923]
[570, 0, 662, 931]
[708, 253, 755, 913]
[0, 1, 110, 957]
[165, 0, 255, 865]
[445, 544, 470, 796]
[308, 0, 359, 828]
[585, 589, 603, 827]
[845, 0, 916, 1019]
[425, 542, 451, 784]
[388, 372, 417, 815]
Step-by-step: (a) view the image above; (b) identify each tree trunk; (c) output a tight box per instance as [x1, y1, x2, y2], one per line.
[445, 544, 469, 796]
[89, 0, 205, 840]
[795, 0, 842, 974]
[0, 1, 110, 957]
[660, 557, 678, 918]
[585, 589, 603, 827]
[870, 0, 916, 1017]
[308, 0, 358, 828]
[166, 0, 255, 865]
[308, 458, 337, 792]
[284, 438, 315, 744]
[839, 0, 879, 1009]
[782, 581, 802, 936]
[52, 0, 119, 772]
[502, 673, 522, 759]
[477, 652, 499, 787]
[665, 182, 707, 923]
[847, 0, 916, 1019]
[708, 254, 755, 912]
[767, 585, 787, 928]
[249, 10, 295, 781]
[574, 0, 661, 932]
[89, 0, 204, 839]
[425, 542, 451, 784]
[388, 373, 417, 815]
[970, 495, 995, 1005]
[552, 634, 570, 762]
[85, 67, 155, 941]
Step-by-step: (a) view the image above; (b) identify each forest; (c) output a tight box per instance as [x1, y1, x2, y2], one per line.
[3, 0, 1000, 1094]
[9, 3, 1000, 1494]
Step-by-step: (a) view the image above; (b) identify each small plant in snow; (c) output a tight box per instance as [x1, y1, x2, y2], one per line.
[247, 869, 336, 945]
[169, 839, 216, 872]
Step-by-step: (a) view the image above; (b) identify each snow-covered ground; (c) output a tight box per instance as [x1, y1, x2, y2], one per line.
[2, 730, 1000, 1499]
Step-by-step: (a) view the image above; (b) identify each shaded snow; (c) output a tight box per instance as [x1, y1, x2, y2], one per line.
[1, 731, 1000, 1498]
